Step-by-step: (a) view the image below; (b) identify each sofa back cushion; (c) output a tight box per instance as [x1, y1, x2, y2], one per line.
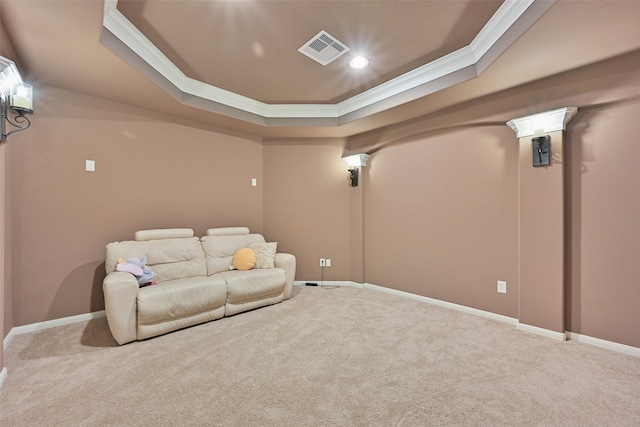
[105, 230, 206, 282]
[201, 233, 266, 275]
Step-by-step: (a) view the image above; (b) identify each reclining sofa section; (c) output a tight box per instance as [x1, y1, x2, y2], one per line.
[103, 227, 296, 345]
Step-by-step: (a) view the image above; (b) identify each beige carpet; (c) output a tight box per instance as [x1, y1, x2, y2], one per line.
[2, 285, 640, 426]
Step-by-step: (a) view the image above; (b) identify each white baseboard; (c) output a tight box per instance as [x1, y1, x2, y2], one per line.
[364, 282, 640, 355]
[293, 280, 362, 288]
[3, 310, 106, 351]
[3, 285, 639, 362]
[363, 282, 519, 326]
[517, 322, 566, 341]
[3, 328, 16, 352]
[310, 281, 638, 356]
[566, 331, 640, 357]
[0, 367, 6, 389]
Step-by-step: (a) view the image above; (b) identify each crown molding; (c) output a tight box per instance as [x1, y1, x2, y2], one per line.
[506, 107, 579, 138]
[471, 0, 537, 60]
[102, 0, 554, 126]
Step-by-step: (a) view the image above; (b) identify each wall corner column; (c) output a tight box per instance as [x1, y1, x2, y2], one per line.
[507, 107, 577, 337]
[346, 154, 367, 284]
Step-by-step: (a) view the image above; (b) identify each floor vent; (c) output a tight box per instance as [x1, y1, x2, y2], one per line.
[298, 30, 350, 66]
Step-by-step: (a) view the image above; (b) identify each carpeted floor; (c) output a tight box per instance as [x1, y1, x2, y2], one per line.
[1, 285, 640, 426]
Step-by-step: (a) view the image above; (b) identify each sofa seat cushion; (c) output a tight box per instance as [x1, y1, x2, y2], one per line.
[137, 276, 227, 325]
[220, 269, 286, 304]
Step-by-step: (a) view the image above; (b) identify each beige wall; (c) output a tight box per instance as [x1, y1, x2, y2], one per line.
[363, 126, 520, 317]
[2, 43, 640, 352]
[0, 141, 4, 371]
[518, 130, 565, 332]
[1, 0, 5, 376]
[566, 98, 640, 347]
[263, 139, 352, 282]
[1, 0, 16, 375]
[351, 49, 640, 347]
[8, 87, 264, 327]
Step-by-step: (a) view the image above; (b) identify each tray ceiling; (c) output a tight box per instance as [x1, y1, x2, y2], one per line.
[103, 0, 549, 126]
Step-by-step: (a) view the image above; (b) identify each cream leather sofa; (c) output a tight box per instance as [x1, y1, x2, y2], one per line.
[103, 227, 296, 345]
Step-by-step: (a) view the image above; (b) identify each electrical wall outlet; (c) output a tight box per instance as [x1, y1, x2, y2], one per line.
[320, 258, 326, 267]
[497, 280, 507, 294]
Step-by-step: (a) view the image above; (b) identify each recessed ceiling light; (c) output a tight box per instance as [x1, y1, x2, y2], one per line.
[348, 56, 369, 69]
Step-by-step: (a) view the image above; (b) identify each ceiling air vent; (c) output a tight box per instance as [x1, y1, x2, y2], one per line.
[298, 30, 350, 66]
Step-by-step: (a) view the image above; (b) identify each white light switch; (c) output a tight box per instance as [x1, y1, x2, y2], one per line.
[497, 280, 507, 294]
[251, 178, 257, 187]
[85, 160, 95, 172]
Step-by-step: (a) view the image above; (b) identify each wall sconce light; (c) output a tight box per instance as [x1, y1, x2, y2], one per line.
[342, 153, 369, 187]
[1, 56, 34, 144]
[532, 135, 551, 167]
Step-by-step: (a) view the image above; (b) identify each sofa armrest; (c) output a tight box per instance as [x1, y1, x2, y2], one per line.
[275, 253, 296, 300]
[103, 272, 139, 345]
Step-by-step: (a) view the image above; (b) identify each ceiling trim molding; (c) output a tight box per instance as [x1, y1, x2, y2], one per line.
[471, 0, 535, 60]
[507, 107, 579, 138]
[102, 0, 554, 126]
